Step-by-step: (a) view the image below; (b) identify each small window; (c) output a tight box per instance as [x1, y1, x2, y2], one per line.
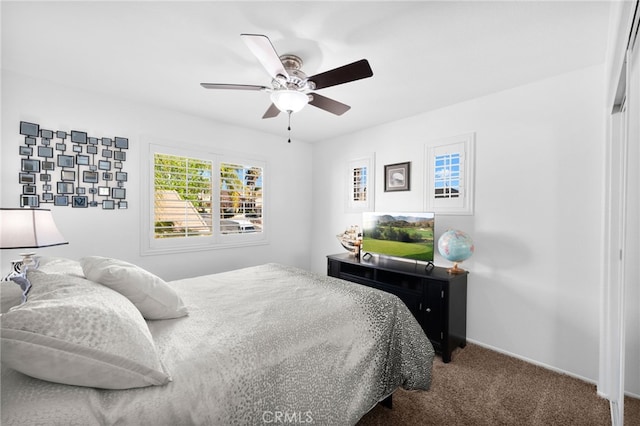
[352, 166, 367, 201]
[434, 152, 461, 199]
[425, 133, 475, 215]
[346, 155, 375, 212]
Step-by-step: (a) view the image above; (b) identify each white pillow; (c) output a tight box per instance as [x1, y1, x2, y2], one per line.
[80, 256, 188, 320]
[1, 270, 171, 389]
[36, 256, 84, 277]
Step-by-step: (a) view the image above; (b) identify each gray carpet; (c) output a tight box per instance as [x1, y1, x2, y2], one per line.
[358, 343, 640, 425]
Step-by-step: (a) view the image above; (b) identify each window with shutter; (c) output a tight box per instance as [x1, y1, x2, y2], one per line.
[425, 133, 475, 215]
[219, 163, 263, 235]
[154, 153, 213, 239]
[346, 155, 375, 212]
[142, 144, 267, 255]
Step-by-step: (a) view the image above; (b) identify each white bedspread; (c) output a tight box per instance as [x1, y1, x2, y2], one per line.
[1, 263, 433, 425]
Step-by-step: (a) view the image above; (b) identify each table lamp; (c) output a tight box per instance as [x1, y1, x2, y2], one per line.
[0, 208, 68, 279]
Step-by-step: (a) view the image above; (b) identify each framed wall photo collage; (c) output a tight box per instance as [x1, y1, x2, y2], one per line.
[17, 121, 129, 210]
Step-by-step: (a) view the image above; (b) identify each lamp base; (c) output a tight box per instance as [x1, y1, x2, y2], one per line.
[2, 252, 38, 282]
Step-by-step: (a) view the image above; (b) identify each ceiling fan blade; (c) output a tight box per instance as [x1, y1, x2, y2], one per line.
[241, 33, 289, 81]
[200, 83, 268, 91]
[262, 103, 281, 119]
[308, 59, 373, 90]
[308, 93, 351, 115]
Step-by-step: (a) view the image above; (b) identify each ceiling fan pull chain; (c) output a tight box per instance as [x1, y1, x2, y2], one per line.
[287, 111, 292, 143]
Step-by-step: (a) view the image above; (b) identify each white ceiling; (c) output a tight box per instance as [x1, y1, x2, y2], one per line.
[1, 1, 611, 143]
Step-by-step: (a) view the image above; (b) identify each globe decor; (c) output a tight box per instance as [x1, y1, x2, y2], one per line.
[437, 229, 474, 274]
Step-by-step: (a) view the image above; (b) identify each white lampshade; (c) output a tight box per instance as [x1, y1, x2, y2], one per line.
[0, 208, 68, 249]
[270, 90, 309, 113]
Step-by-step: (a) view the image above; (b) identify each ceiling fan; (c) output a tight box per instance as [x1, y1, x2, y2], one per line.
[200, 34, 373, 141]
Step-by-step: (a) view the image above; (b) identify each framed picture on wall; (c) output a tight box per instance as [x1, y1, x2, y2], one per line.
[54, 195, 69, 206]
[384, 161, 410, 192]
[21, 159, 40, 173]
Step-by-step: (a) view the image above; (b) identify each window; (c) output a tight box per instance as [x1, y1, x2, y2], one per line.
[346, 155, 375, 212]
[142, 144, 266, 255]
[352, 166, 367, 201]
[219, 163, 263, 235]
[425, 133, 475, 215]
[153, 153, 213, 239]
[434, 152, 461, 199]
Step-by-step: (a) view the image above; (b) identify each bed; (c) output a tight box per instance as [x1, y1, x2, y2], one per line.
[1, 256, 434, 425]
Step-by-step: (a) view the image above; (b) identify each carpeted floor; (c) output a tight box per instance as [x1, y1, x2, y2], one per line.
[358, 343, 640, 425]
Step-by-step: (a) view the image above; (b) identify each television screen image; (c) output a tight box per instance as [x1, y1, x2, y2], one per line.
[362, 212, 435, 262]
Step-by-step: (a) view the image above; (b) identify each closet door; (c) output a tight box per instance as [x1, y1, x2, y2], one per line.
[600, 1, 639, 424]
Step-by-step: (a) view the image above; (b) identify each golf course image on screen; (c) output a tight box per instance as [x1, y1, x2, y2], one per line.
[362, 212, 435, 261]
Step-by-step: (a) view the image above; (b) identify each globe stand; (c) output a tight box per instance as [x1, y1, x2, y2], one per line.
[447, 262, 467, 275]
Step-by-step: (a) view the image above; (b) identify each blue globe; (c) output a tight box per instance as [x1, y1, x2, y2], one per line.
[438, 229, 474, 263]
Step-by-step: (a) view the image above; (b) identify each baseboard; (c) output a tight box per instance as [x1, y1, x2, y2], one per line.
[465, 339, 598, 386]
[626, 390, 640, 399]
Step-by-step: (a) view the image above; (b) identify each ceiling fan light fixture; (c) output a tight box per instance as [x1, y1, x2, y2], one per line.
[270, 90, 308, 113]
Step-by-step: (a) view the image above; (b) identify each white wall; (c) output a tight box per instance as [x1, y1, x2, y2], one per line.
[1, 70, 314, 280]
[310, 65, 605, 382]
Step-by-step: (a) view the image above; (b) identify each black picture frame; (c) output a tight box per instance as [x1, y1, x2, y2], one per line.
[57, 155, 74, 168]
[21, 158, 40, 173]
[98, 160, 111, 171]
[76, 155, 90, 166]
[56, 131, 67, 139]
[61, 170, 75, 181]
[42, 161, 55, 171]
[19, 146, 32, 156]
[83, 171, 99, 183]
[103, 200, 115, 210]
[72, 196, 88, 208]
[98, 186, 110, 196]
[37, 146, 54, 158]
[87, 145, 98, 154]
[42, 192, 53, 201]
[57, 182, 74, 194]
[70, 130, 87, 144]
[114, 137, 129, 149]
[114, 151, 126, 161]
[40, 129, 54, 139]
[54, 195, 69, 206]
[101, 137, 112, 146]
[23, 185, 37, 195]
[21, 195, 39, 207]
[111, 188, 126, 199]
[56, 143, 67, 151]
[19, 121, 39, 137]
[19, 173, 36, 184]
[25, 137, 37, 146]
[115, 171, 128, 182]
[384, 161, 411, 192]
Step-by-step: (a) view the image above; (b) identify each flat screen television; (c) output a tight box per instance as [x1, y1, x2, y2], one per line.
[362, 212, 435, 263]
